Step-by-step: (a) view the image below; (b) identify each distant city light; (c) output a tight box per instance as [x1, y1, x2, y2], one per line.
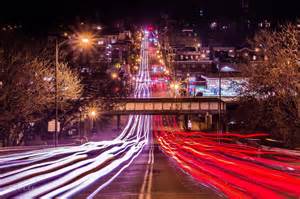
[210, 22, 217, 29]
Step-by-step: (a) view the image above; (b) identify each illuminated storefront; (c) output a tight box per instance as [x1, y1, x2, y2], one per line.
[188, 75, 245, 97]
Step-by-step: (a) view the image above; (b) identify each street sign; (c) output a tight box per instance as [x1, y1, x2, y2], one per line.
[188, 120, 192, 130]
[48, 120, 60, 132]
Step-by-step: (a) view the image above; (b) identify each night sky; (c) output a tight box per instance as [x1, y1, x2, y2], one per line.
[1, 0, 299, 25]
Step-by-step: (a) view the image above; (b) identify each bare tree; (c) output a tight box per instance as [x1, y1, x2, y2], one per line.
[0, 38, 82, 146]
[238, 23, 300, 147]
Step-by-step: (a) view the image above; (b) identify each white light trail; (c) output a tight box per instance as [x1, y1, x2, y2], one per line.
[0, 31, 152, 198]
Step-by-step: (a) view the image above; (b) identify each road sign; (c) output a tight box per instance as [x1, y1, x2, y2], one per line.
[188, 120, 192, 130]
[48, 120, 60, 132]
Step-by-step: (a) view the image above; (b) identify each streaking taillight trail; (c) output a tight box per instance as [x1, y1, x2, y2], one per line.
[154, 115, 300, 198]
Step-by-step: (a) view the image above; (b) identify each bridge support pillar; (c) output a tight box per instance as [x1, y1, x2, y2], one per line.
[117, 115, 121, 130]
[205, 112, 212, 130]
[184, 114, 189, 131]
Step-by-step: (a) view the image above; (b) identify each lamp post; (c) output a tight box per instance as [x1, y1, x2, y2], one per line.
[79, 107, 83, 140]
[174, 83, 179, 97]
[170, 82, 179, 97]
[89, 110, 97, 134]
[111, 72, 119, 80]
[215, 58, 222, 135]
[54, 33, 93, 147]
[54, 39, 65, 147]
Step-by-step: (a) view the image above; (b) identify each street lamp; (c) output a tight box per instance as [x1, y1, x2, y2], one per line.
[174, 83, 179, 90]
[89, 110, 97, 118]
[78, 107, 83, 140]
[170, 82, 180, 97]
[54, 32, 93, 147]
[214, 58, 222, 136]
[111, 72, 119, 80]
[88, 109, 97, 134]
[81, 38, 89, 44]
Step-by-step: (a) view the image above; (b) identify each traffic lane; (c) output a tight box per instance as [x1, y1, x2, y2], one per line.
[76, 139, 221, 199]
[151, 142, 223, 199]
[155, 127, 300, 198]
[75, 141, 151, 199]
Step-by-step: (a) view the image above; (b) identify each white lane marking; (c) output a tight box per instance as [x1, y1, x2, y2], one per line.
[138, 137, 154, 199]
[146, 140, 154, 199]
[138, 146, 151, 199]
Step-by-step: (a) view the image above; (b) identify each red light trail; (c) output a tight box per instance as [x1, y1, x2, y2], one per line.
[153, 115, 300, 198]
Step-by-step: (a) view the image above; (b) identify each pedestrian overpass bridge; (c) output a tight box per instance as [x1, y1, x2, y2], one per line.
[102, 97, 226, 115]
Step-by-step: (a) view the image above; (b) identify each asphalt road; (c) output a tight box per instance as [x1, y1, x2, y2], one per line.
[76, 136, 222, 199]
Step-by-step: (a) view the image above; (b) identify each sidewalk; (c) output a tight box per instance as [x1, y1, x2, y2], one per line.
[0, 116, 129, 154]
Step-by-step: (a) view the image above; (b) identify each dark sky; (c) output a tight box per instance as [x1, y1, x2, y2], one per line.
[1, 0, 299, 25]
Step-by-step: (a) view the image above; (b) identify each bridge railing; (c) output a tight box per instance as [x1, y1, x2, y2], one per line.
[101, 97, 226, 115]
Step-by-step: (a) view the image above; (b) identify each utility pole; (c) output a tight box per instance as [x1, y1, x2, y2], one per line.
[79, 107, 83, 140]
[55, 39, 59, 147]
[218, 62, 222, 134]
[214, 57, 222, 136]
[53, 33, 93, 146]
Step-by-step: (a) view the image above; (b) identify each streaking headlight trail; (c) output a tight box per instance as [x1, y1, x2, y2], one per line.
[0, 31, 151, 199]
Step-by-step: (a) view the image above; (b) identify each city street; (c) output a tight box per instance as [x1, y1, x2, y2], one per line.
[0, 29, 300, 199]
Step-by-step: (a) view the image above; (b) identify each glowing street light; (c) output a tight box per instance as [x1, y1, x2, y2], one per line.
[174, 83, 180, 90]
[54, 31, 95, 147]
[115, 63, 121, 69]
[81, 37, 89, 44]
[75, 32, 94, 49]
[111, 72, 118, 79]
[89, 110, 97, 119]
[88, 109, 98, 134]
[170, 81, 180, 97]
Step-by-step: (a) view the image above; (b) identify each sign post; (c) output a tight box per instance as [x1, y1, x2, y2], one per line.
[48, 120, 60, 146]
